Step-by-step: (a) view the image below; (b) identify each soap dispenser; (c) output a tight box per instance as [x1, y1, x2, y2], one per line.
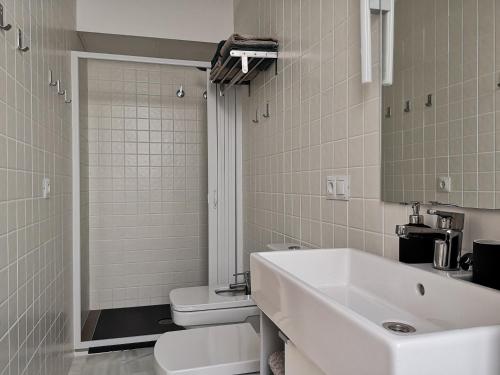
[398, 202, 435, 264]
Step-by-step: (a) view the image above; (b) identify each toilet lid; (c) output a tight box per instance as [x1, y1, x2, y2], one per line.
[154, 323, 260, 375]
[170, 286, 256, 312]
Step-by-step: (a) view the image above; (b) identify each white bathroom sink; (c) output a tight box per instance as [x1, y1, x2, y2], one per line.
[250, 248, 500, 375]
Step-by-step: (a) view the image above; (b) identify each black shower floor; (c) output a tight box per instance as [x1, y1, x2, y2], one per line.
[91, 304, 184, 341]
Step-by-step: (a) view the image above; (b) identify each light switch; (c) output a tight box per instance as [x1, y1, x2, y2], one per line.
[326, 176, 336, 200]
[326, 175, 350, 201]
[42, 177, 50, 199]
[336, 179, 346, 195]
[327, 179, 335, 195]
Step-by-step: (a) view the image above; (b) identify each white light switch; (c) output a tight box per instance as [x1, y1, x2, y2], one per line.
[326, 175, 350, 201]
[336, 179, 346, 195]
[42, 177, 50, 199]
[327, 179, 335, 195]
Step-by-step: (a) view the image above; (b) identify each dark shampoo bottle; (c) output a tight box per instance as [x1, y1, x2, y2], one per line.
[399, 203, 436, 264]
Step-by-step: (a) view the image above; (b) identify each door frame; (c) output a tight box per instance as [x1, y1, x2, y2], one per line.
[70, 51, 212, 350]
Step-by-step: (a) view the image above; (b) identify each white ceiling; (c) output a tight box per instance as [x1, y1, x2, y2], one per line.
[76, 0, 234, 44]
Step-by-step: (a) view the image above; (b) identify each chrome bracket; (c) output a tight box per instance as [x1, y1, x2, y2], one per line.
[0, 4, 11, 31]
[16, 28, 29, 52]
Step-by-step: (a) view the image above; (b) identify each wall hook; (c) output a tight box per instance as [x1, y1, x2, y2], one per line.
[262, 102, 270, 118]
[64, 91, 72, 104]
[16, 28, 29, 52]
[425, 94, 433, 107]
[385, 106, 392, 118]
[252, 109, 259, 124]
[404, 100, 411, 113]
[56, 80, 65, 96]
[48, 69, 57, 87]
[0, 4, 11, 31]
[176, 85, 185, 98]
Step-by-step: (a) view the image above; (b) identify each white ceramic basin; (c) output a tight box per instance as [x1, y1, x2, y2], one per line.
[251, 248, 500, 375]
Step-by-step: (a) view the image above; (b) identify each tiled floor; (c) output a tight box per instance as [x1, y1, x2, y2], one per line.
[69, 348, 155, 375]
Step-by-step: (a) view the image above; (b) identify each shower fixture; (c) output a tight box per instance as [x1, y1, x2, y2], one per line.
[176, 85, 185, 98]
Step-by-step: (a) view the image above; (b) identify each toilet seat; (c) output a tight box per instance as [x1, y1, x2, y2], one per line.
[170, 286, 260, 327]
[154, 323, 260, 375]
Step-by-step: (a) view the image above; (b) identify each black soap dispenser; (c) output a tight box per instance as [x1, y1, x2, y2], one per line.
[399, 202, 435, 264]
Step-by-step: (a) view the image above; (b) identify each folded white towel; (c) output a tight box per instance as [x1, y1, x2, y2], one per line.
[268, 351, 285, 375]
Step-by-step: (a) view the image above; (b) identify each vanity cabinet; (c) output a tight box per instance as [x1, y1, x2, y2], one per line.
[285, 341, 325, 375]
[260, 312, 325, 375]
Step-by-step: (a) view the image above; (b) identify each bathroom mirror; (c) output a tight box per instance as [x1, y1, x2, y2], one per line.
[381, 0, 499, 209]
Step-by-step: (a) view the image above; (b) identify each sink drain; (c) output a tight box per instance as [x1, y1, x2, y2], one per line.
[382, 321, 416, 334]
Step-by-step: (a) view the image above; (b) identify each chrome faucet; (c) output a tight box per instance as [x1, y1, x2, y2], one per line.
[396, 209, 464, 271]
[229, 271, 251, 295]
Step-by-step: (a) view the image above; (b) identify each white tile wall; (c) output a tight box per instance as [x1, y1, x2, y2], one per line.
[85, 60, 208, 309]
[234, 0, 500, 268]
[0, 0, 78, 374]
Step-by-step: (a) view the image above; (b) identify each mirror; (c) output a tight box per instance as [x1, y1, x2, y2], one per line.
[381, 0, 499, 209]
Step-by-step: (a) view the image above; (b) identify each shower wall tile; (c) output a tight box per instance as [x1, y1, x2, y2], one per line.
[85, 60, 208, 309]
[0, 0, 78, 375]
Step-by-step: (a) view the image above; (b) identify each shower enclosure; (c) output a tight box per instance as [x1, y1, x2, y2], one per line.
[71, 51, 245, 351]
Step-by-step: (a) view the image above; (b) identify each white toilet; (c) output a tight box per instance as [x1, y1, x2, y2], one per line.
[153, 243, 306, 374]
[154, 322, 260, 375]
[169, 285, 260, 328]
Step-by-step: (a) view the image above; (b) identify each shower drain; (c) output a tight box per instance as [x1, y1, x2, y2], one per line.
[382, 321, 416, 334]
[158, 318, 173, 325]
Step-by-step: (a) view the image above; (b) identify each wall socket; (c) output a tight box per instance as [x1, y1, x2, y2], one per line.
[437, 176, 451, 193]
[326, 175, 350, 201]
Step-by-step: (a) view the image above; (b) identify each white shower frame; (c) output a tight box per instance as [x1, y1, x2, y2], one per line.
[70, 51, 243, 350]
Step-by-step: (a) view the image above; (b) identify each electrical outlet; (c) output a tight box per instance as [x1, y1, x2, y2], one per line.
[437, 176, 451, 193]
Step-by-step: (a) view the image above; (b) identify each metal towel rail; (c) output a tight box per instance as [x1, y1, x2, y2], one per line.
[211, 49, 278, 95]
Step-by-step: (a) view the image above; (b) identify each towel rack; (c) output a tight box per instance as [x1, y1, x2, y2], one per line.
[211, 49, 278, 94]
[229, 50, 277, 74]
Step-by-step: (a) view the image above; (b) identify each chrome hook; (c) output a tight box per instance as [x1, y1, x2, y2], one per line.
[0, 4, 11, 31]
[404, 100, 411, 113]
[16, 28, 29, 52]
[252, 109, 259, 124]
[48, 69, 57, 87]
[56, 80, 65, 96]
[425, 94, 433, 107]
[64, 91, 72, 104]
[262, 103, 270, 118]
